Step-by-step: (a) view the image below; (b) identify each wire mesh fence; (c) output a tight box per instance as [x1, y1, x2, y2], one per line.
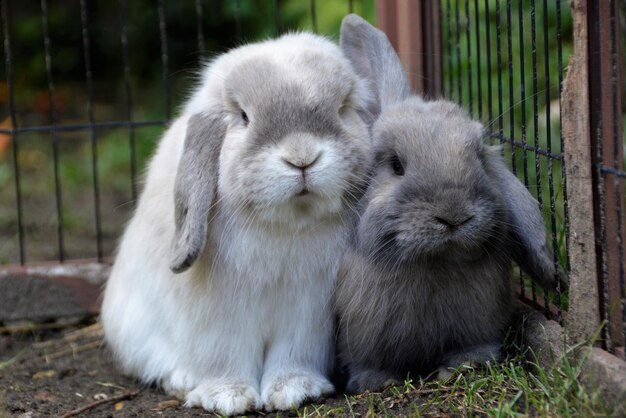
[441, 0, 570, 323]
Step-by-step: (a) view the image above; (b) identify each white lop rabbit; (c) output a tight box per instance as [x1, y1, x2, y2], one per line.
[334, 15, 562, 393]
[101, 32, 370, 415]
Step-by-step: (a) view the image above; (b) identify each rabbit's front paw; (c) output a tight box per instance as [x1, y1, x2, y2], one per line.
[346, 367, 400, 393]
[262, 371, 334, 411]
[162, 369, 200, 399]
[184, 379, 260, 416]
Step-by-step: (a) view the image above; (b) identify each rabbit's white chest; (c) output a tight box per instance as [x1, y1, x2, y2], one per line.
[205, 211, 347, 291]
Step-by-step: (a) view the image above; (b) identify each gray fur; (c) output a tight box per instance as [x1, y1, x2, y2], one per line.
[340, 14, 411, 123]
[170, 56, 368, 273]
[221, 57, 369, 211]
[486, 155, 563, 290]
[170, 111, 226, 273]
[225, 60, 347, 148]
[336, 15, 560, 393]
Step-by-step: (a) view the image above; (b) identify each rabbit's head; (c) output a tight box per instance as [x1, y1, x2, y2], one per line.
[340, 15, 560, 289]
[358, 99, 504, 263]
[170, 33, 370, 273]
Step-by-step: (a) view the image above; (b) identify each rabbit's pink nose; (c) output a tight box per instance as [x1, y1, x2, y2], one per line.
[282, 154, 320, 171]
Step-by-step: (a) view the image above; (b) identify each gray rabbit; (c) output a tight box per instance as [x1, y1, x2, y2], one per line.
[335, 14, 562, 393]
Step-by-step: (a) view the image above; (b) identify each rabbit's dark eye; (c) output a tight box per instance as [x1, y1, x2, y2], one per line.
[241, 110, 249, 126]
[391, 156, 405, 176]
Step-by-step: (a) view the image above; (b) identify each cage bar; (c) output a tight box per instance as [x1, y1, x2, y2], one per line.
[40, 0, 65, 262]
[542, 0, 560, 320]
[464, 0, 473, 115]
[505, 1, 516, 176]
[118, 0, 138, 204]
[530, 0, 544, 310]
[2, 0, 25, 265]
[588, 0, 625, 351]
[454, 0, 462, 105]
[473, 0, 482, 120]
[484, 0, 493, 139]
[495, 0, 504, 148]
[557, 0, 571, 310]
[0, 120, 167, 135]
[445, 0, 453, 97]
[79, 0, 103, 262]
[607, 0, 626, 353]
[310, 0, 318, 33]
[517, 0, 530, 202]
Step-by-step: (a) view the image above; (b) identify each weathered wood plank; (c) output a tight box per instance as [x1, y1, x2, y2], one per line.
[561, 0, 601, 344]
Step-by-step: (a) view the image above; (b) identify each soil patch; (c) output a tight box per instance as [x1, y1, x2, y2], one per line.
[0, 321, 423, 417]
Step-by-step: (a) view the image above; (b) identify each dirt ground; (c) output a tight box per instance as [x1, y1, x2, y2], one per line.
[0, 320, 424, 418]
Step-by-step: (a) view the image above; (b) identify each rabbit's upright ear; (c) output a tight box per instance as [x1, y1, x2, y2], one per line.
[340, 14, 411, 120]
[485, 147, 562, 291]
[169, 110, 226, 273]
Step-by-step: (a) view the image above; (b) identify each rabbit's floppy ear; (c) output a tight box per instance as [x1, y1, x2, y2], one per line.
[169, 110, 226, 273]
[340, 14, 411, 120]
[484, 146, 561, 291]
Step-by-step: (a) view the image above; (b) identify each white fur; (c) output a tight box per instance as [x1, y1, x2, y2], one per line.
[101, 33, 368, 416]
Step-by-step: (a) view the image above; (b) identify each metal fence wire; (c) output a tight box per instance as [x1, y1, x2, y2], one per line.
[0, 1, 625, 358]
[442, 0, 569, 324]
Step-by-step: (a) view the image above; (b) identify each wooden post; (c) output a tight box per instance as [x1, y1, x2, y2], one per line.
[375, 0, 399, 54]
[375, 0, 442, 97]
[588, 0, 625, 351]
[561, 0, 601, 344]
[421, 0, 442, 97]
[396, 0, 423, 92]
